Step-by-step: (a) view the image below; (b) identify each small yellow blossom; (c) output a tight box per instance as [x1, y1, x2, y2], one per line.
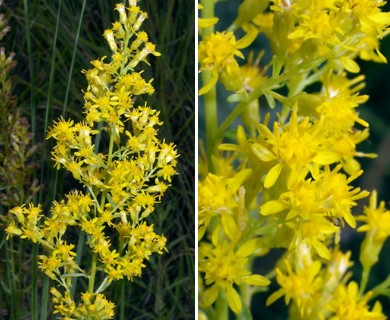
[199, 30, 257, 94]
[261, 165, 369, 228]
[327, 282, 386, 320]
[198, 169, 252, 238]
[267, 260, 322, 316]
[199, 227, 270, 313]
[250, 0, 390, 71]
[357, 190, 390, 269]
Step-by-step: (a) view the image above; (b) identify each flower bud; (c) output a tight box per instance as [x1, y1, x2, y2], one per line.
[104, 29, 117, 52]
[115, 4, 127, 24]
[133, 12, 147, 32]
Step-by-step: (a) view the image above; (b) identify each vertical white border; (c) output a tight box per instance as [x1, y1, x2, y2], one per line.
[194, 1, 199, 319]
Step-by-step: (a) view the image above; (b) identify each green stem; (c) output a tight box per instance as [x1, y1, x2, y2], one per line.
[100, 126, 116, 208]
[201, 0, 217, 171]
[360, 266, 371, 295]
[204, 82, 217, 168]
[370, 274, 390, 300]
[120, 280, 125, 320]
[215, 293, 229, 320]
[6, 240, 18, 320]
[95, 276, 110, 294]
[40, 277, 50, 320]
[31, 244, 38, 320]
[201, 0, 214, 37]
[70, 230, 85, 298]
[88, 252, 98, 293]
[88, 127, 115, 295]
[215, 59, 325, 142]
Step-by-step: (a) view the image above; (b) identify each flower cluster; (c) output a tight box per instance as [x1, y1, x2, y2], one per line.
[199, 0, 390, 318]
[268, 251, 385, 320]
[249, 0, 390, 73]
[6, 1, 177, 318]
[198, 30, 258, 94]
[198, 167, 270, 313]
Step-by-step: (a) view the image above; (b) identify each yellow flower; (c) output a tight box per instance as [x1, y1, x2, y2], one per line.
[253, 111, 337, 188]
[261, 165, 369, 228]
[327, 282, 386, 320]
[288, 219, 339, 259]
[38, 255, 62, 280]
[267, 260, 322, 315]
[358, 190, 390, 241]
[357, 190, 390, 269]
[47, 117, 75, 142]
[322, 249, 353, 294]
[198, 169, 252, 237]
[198, 30, 257, 95]
[199, 227, 270, 313]
[250, 0, 390, 71]
[4, 221, 22, 239]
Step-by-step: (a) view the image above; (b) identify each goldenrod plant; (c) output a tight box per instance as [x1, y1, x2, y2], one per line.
[5, 1, 179, 318]
[199, 0, 390, 318]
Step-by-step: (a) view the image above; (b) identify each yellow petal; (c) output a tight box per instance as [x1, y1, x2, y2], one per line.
[218, 143, 241, 152]
[312, 240, 331, 260]
[266, 289, 284, 306]
[256, 123, 273, 140]
[204, 284, 219, 306]
[313, 151, 339, 165]
[343, 211, 356, 228]
[251, 143, 276, 162]
[199, 69, 218, 95]
[264, 163, 283, 188]
[198, 226, 206, 240]
[211, 224, 221, 246]
[375, 47, 387, 63]
[227, 169, 252, 191]
[242, 274, 270, 286]
[236, 30, 258, 49]
[221, 214, 239, 240]
[369, 12, 390, 25]
[341, 56, 360, 73]
[226, 286, 242, 313]
[199, 17, 219, 29]
[260, 200, 287, 215]
[236, 239, 260, 257]
[288, 29, 306, 39]
[236, 125, 247, 146]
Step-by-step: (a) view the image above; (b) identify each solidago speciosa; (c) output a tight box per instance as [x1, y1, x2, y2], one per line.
[6, 1, 178, 318]
[199, 0, 390, 319]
